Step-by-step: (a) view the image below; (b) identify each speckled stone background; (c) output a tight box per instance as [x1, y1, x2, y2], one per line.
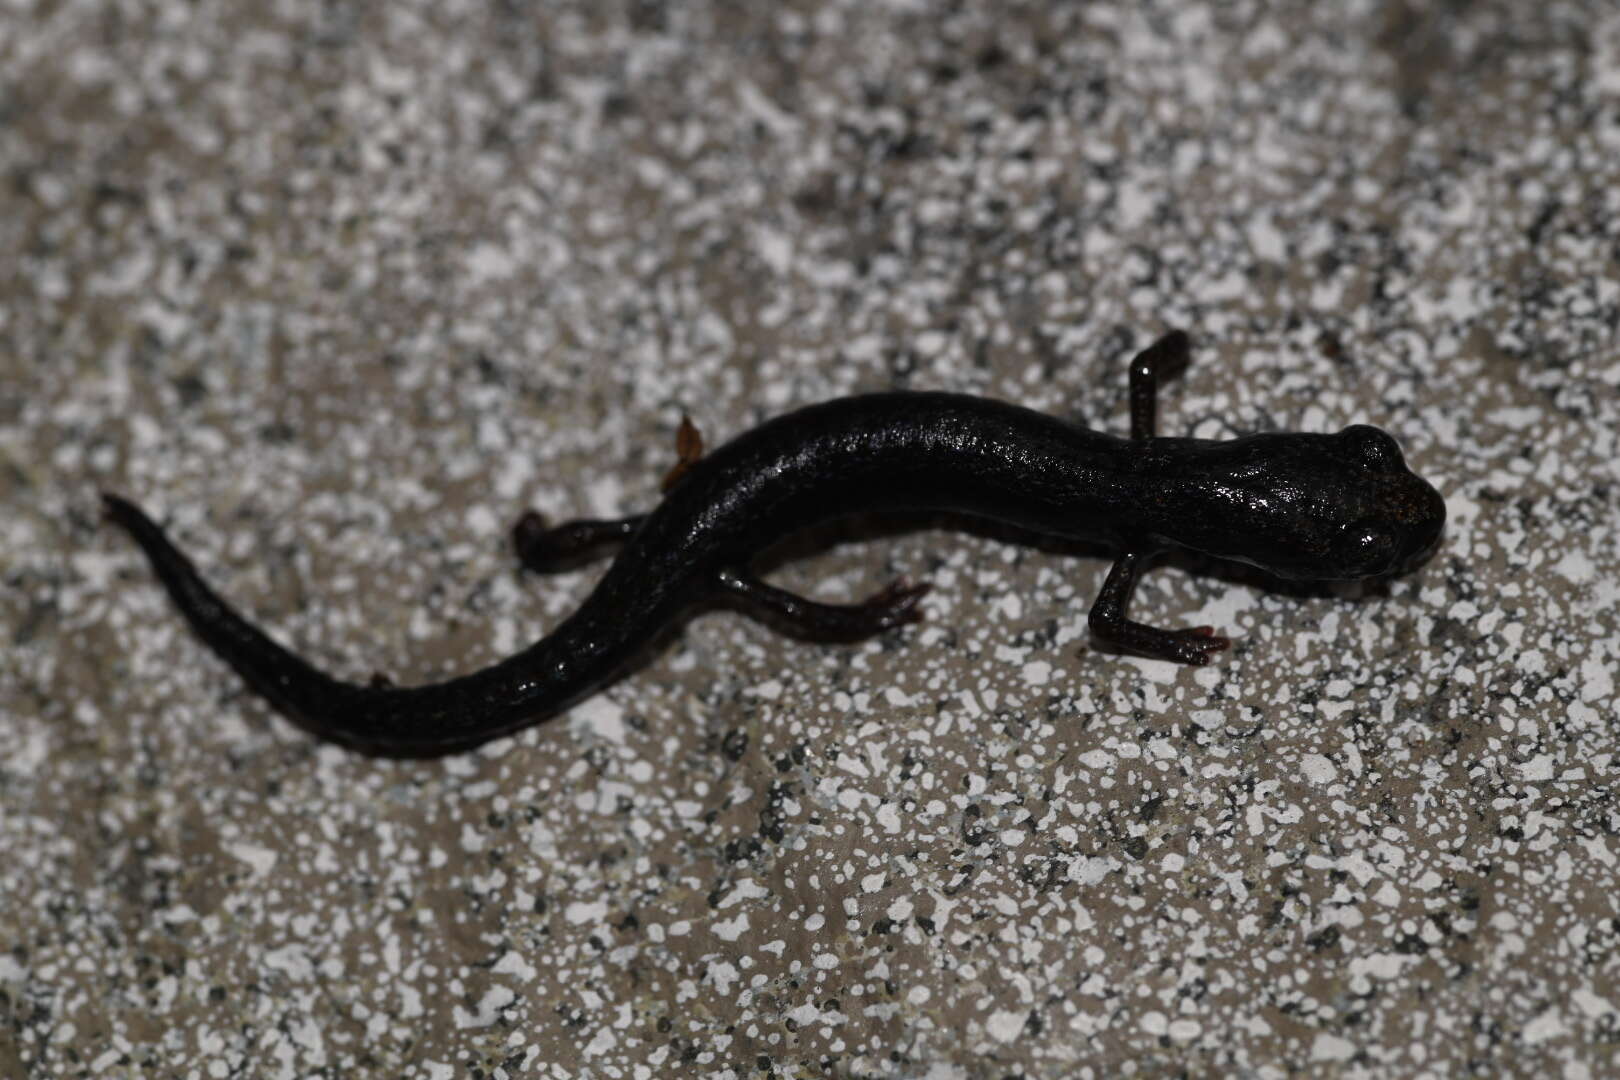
[4, 1, 1618, 1077]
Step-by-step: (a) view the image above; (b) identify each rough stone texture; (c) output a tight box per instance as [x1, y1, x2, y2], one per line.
[3, 1, 1618, 1076]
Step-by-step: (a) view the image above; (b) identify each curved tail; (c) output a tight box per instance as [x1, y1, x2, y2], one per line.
[101, 494, 668, 756]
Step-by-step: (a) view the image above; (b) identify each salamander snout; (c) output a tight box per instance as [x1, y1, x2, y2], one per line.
[1331, 472, 1445, 578]
[1329, 425, 1446, 576]
[1394, 474, 1447, 573]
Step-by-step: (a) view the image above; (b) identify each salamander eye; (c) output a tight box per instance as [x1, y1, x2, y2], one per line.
[1339, 425, 1404, 471]
[1336, 519, 1396, 572]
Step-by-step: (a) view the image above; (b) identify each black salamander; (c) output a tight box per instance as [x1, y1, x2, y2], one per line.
[103, 331, 1446, 755]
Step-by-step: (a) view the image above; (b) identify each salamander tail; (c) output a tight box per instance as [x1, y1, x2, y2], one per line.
[101, 492, 356, 728]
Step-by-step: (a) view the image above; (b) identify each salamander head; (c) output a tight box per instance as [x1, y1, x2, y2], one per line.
[1165, 425, 1446, 581]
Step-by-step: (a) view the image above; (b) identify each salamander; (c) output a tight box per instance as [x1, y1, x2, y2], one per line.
[102, 331, 1446, 755]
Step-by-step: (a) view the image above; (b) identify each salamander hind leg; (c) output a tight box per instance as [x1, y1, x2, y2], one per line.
[1087, 551, 1230, 665]
[511, 512, 646, 573]
[717, 568, 931, 641]
[514, 414, 700, 573]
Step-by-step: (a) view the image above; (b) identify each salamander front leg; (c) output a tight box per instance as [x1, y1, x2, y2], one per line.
[717, 568, 931, 641]
[511, 512, 646, 573]
[1087, 551, 1230, 665]
[1128, 330, 1191, 441]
